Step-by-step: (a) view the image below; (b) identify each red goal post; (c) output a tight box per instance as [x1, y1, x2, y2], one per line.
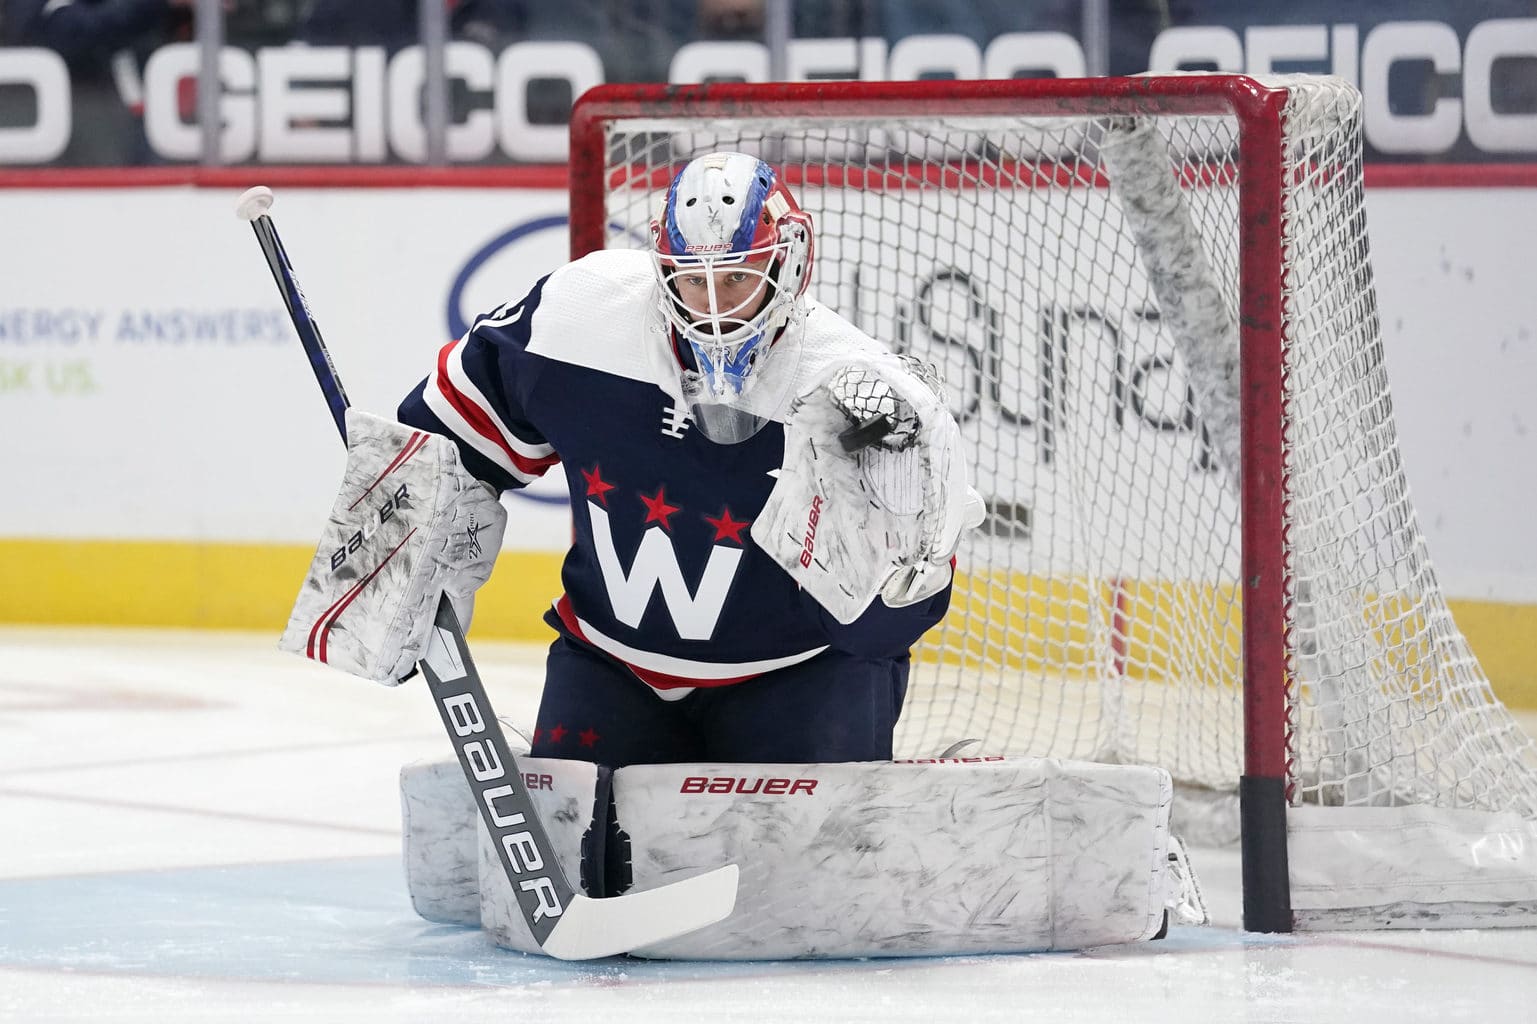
[567, 75, 1537, 934]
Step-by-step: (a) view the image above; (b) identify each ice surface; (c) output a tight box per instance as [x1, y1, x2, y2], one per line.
[3, 627, 1535, 1023]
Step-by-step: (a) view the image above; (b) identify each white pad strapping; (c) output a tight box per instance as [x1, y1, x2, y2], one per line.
[280, 409, 507, 684]
[751, 354, 981, 623]
[620, 756, 1176, 958]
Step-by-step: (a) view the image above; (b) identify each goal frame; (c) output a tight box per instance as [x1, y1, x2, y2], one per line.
[568, 76, 1293, 933]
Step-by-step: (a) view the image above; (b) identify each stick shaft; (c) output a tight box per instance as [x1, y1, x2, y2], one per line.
[248, 216, 350, 439]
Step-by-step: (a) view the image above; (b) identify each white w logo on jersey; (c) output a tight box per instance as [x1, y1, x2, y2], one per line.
[588, 504, 742, 640]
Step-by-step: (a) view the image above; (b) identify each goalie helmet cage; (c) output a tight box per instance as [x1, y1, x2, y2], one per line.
[568, 74, 1537, 933]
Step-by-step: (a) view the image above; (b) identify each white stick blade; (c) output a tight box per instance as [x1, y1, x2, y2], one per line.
[235, 185, 274, 222]
[539, 864, 739, 961]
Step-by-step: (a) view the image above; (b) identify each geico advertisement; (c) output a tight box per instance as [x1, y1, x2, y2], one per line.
[0, 186, 1533, 602]
[2, 15, 1537, 163]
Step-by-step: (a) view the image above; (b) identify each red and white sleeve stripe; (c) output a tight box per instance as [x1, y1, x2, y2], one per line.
[424, 337, 559, 485]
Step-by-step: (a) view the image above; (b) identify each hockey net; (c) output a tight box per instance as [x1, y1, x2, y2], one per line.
[572, 75, 1537, 929]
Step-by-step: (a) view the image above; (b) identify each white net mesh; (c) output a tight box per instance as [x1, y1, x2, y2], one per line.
[1272, 84, 1537, 815]
[591, 77, 1537, 823]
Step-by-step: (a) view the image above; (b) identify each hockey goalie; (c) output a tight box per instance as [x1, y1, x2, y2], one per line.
[281, 151, 1201, 957]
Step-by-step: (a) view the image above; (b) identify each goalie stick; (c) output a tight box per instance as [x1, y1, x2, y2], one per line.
[234, 185, 738, 960]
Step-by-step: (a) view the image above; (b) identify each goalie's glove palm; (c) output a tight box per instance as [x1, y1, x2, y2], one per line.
[752, 355, 984, 623]
[832, 356, 980, 573]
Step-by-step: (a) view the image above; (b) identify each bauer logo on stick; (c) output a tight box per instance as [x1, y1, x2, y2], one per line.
[441, 687, 565, 923]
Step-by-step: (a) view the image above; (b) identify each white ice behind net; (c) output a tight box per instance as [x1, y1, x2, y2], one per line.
[596, 78, 1537, 823]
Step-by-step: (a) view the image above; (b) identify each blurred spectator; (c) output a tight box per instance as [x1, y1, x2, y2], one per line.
[592, 0, 678, 83]
[295, 0, 538, 144]
[6, 0, 203, 164]
[295, 0, 528, 52]
[456, 0, 528, 49]
[875, 0, 1078, 45]
[696, 0, 761, 39]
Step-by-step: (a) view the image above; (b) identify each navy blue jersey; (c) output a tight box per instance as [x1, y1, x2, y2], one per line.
[398, 250, 949, 694]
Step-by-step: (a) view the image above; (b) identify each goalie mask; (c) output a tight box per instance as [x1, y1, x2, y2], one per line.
[651, 152, 815, 443]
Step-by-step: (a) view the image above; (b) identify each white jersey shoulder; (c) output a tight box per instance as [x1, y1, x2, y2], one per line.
[742, 297, 890, 425]
[792, 297, 889, 381]
[524, 249, 679, 391]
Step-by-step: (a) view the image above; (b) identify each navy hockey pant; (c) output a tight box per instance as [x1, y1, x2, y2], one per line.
[528, 635, 909, 767]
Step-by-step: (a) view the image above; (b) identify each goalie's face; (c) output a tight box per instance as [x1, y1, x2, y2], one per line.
[651, 151, 814, 403]
[668, 254, 777, 386]
[657, 243, 796, 402]
[673, 256, 773, 324]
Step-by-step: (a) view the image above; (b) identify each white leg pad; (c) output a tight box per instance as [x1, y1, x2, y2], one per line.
[400, 756, 600, 948]
[400, 759, 480, 927]
[403, 755, 1183, 959]
[619, 756, 1176, 959]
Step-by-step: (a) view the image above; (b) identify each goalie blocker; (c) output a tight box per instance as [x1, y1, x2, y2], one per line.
[279, 409, 507, 684]
[402, 753, 1205, 958]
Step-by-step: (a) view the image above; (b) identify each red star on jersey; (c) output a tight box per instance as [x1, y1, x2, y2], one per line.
[581, 464, 617, 506]
[578, 727, 600, 748]
[547, 723, 567, 744]
[639, 487, 681, 531]
[704, 506, 750, 544]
